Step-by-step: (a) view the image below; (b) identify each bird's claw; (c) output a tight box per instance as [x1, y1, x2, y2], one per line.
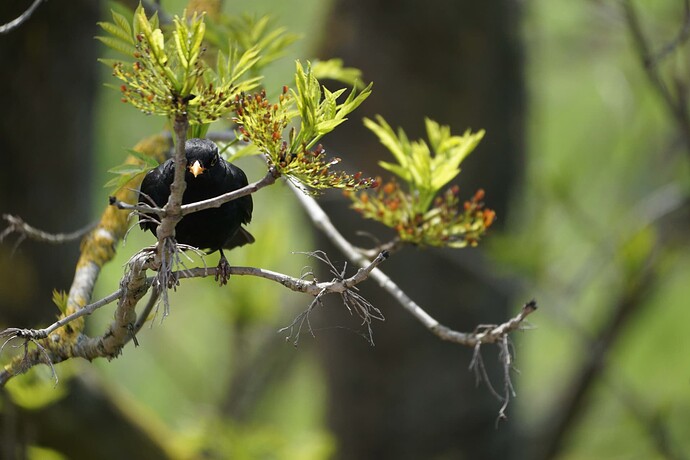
[167, 271, 179, 289]
[215, 256, 231, 286]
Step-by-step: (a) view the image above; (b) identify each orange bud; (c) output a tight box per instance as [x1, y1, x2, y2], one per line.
[483, 209, 496, 227]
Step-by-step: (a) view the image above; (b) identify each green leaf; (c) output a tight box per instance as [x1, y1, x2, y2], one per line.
[235, 46, 262, 79]
[51, 289, 68, 314]
[290, 61, 372, 150]
[104, 170, 147, 191]
[188, 124, 210, 139]
[124, 148, 161, 169]
[379, 161, 410, 181]
[365, 115, 484, 213]
[95, 35, 137, 57]
[204, 14, 299, 74]
[104, 149, 159, 191]
[96, 8, 137, 58]
[312, 58, 364, 87]
[111, 9, 132, 37]
[107, 164, 146, 175]
[364, 116, 409, 168]
[221, 141, 261, 161]
[97, 21, 134, 46]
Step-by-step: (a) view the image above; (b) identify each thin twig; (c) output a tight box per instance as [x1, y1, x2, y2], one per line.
[0, 251, 389, 366]
[173, 250, 389, 296]
[0, 289, 123, 343]
[622, 0, 690, 154]
[110, 157, 278, 217]
[180, 167, 278, 215]
[0, 214, 96, 245]
[288, 181, 537, 346]
[132, 287, 161, 336]
[352, 235, 405, 259]
[0, 0, 45, 34]
[288, 180, 537, 418]
[277, 250, 388, 345]
[644, 0, 690, 68]
[279, 290, 327, 346]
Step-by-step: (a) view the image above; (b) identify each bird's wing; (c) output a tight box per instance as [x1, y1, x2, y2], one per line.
[138, 159, 174, 230]
[223, 160, 253, 225]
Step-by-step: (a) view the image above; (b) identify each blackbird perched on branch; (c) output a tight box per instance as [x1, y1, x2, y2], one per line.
[139, 138, 254, 284]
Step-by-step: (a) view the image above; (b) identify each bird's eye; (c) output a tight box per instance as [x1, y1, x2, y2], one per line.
[210, 155, 218, 167]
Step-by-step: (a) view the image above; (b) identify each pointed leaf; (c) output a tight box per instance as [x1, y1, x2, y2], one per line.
[96, 36, 137, 56]
[98, 21, 134, 46]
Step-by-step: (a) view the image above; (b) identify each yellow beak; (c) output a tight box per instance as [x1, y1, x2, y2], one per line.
[189, 160, 205, 178]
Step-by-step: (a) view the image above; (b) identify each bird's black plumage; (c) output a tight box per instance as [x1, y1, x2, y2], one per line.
[139, 138, 254, 257]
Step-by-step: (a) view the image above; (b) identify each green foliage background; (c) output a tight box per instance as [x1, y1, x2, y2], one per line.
[4, 0, 690, 459]
[507, 1, 690, 457]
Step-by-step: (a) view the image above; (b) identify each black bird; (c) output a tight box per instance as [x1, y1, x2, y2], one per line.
[139, 138, 254, 284]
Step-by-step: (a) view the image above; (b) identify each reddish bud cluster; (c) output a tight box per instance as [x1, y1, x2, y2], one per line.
[348, 182, 496, 248]
[234, 89, 288, 150]
[233, 87, 376, 192]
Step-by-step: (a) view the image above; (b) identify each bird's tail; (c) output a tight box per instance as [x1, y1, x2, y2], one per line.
[223, 227, 255, 250]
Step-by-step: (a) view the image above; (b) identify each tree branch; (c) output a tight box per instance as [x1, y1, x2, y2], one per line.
[288, 182, 537, 346]
[180, 167, 278, 215]
[622, 0, 690, 154]
[0, 135, 170, 386]
[154, 116, 189, 243]
[109, 167, 279, 217]
[0, 0, 45, 34]
[0, 245, 389, 387]
[0, 214, 96, 245]
[1, 289, 123, 343]
[640, 0, 690, 68]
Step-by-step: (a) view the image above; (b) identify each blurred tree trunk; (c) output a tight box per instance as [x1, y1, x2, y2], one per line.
[0, 1, 95, 327]
[0, 2, 170, 459]
[314, 1, 525, 458]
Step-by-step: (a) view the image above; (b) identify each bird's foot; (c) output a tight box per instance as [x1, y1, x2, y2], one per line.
[167, 272, 179, 289]
[215, 254, 231, 286]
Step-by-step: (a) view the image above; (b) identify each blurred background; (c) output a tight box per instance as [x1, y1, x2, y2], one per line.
[1, 0, 690, 459]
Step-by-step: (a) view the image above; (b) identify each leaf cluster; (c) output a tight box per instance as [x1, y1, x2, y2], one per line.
[366, 116, 485, 213]
[311, 58, 365, 90]
[233, 62, 376, 192]
[291, 61, 372, 152]
[104, 148, 161, 192]
[348, 117, 494, 248]
[204, 14, 299, 75]
[98, 6, 262, 123]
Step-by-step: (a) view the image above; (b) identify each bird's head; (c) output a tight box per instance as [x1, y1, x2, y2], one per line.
[185, 138, 220, 179]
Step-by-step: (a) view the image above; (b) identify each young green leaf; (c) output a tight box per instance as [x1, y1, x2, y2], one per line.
[312, 58, 364, 87]
[52, 289, 69, 314]
[350, 117, 492, 248]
